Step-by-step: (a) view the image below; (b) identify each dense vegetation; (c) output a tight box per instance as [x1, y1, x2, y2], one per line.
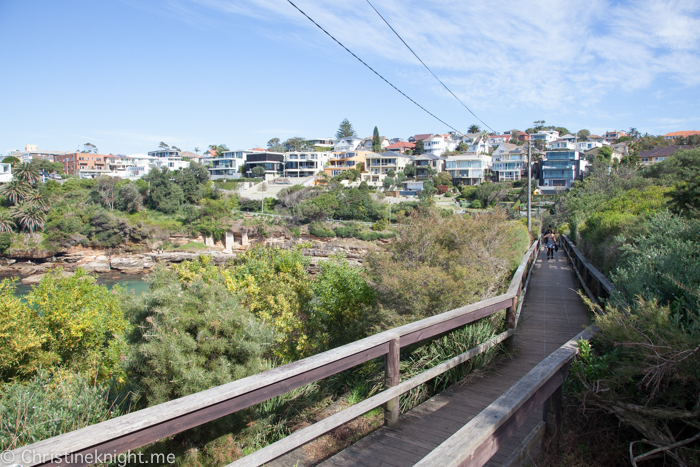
[544, 148, 700, 465]
[0, 207, 530, 465]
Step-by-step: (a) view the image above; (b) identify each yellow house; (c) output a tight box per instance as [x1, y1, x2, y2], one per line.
[324, 151, 370, 177]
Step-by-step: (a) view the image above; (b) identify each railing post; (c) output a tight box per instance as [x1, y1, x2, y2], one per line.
[504, 284, 520, 351]
[384, 335, 400, 427]
[542, 384, 562, 442]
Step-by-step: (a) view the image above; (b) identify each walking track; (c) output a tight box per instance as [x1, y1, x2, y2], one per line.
[316, 246, 591, 467]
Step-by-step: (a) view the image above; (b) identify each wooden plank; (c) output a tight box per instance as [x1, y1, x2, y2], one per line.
[384, 336, 400, 427]
[501, 421, 546, 467]
[413, 327, 596, 467]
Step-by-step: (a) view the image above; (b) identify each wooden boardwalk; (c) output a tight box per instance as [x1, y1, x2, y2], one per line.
[317, 246, 591, 467]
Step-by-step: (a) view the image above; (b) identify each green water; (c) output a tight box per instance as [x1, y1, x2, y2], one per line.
[5, 273, 150, 297]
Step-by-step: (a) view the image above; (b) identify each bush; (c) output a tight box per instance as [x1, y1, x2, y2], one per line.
[0, 371, 131, 451]
[372, 219, 388, 231]
[126, 261, 276, 405]
[0, 232, 11, 254]
[309, 222, 336, 238]
[470, 199, 482, 209]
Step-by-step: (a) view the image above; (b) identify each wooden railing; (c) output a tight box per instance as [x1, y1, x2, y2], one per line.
[415, 233, 611, 467]
[559, 234, 614, 306]
[3, 240, 540, 467]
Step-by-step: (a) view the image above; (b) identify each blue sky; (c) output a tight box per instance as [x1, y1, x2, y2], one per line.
[1, 0, 699, 156]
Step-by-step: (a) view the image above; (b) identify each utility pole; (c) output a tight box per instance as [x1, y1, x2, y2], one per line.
[527, 141, 532, 232]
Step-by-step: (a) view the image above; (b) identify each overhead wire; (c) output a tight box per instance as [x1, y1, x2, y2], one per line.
[365, 0, 496, 134]
[285, 0, 462, 134]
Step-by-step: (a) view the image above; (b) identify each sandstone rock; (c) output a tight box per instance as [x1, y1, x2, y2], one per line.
[111, 257, 145, 272]
[22, 270, 73, 284]
[82, 260, 111, 273]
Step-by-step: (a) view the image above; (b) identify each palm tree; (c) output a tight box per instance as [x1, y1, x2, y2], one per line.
[0, 210, 15, 233]
[23, 190, 51, 212]
[13, 163, 40, 186]
[0, 180, 31, 204]
[10, 204, 46, 234]
[468, 124, 481, 134]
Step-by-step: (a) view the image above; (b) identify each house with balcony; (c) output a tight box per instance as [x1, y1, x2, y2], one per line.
[55, 152, 108, 177]
[531, 130, 559, 144]
[412, 153, 445, 179]
[488, 134, 510, 147]
[548, 140, 576, 151]
[637, 145, 694, 166]
[209, 155, 243, 180]
[445, 154, 492, 186]
[423, 134, 457, 156]
[603, 130, 628, 143]
[538, 149, 587, 188]
[457, 133, 490, 154]
[362, 152, 414, 185]
[333, 137, 363, 153]
[324, 151, 369, 177]
[492, 145, 529, 182]
[148, 148, 180, 158]
[0, 163, 12, 183]
[245, 151, 285, 178]
[575, 140, 603, 151]
[284, 151, 331, 178]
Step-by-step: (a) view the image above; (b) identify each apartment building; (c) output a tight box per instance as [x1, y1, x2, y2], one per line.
[362, 152, 414, 185]
[538, 149, 587, 188]
[55, 152, 107, 176]
[284, 151, 331, 178]
[492, 146, 529, 182]
[423, 134, 457, 156]
[445, 154, 492, 186]
[325, 151, 369, 177]
[245, 151, 285, 178]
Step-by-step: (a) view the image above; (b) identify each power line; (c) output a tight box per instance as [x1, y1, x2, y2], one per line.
[285, 0, 462, 134]
[365, 0, 496, 134]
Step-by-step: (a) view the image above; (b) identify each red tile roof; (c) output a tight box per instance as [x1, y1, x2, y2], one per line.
[664, 131, 700, 138]
[387, 141, 415, 149]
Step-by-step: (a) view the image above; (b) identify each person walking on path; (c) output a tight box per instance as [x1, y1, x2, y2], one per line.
[544, 230, 557, 260]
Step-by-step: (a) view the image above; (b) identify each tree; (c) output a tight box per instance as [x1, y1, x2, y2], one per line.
[414, 139, 425, 155]
[252, 166, 266, 177]
[577, 129, 590, 141]
[13, 163, 40, 186]
[10, 203, 46, 233]
[418, 180, 437, 201]
[2, 156, 19, 165]
[628, 127, 641, 140]
[90, 176, 119, 210]
[208, 144, 229, 158]
[30, 159, 63, 175]
[468, 124, 481, 134]
[283, 137, 312, 152]
[404, 164, 416, 178]
[336, 118, 357, 138]
[457, 142, 469, 152]
[116, 182, 144, 213]
[0, 209, 16, 233]
[267, 137, 285, 153]
[387, 169, 396, 178]
[82, 143, 98, 154]
[23, 191, 50, 212]
[159, 142, 170, 150]
[0, 180, 30, 205]
[171, 146, 181, 152]
[194, 147, 200, 154]
[372, 126, 381, 152]
[382, 176, 395, 190]
[553, 127, 570, 136]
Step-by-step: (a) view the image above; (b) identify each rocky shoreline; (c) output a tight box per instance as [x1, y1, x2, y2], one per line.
[1, 235, 380, 284]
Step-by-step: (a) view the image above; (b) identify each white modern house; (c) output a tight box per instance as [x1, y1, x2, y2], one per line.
[284, 151, 332, 178]
[362, 152, 414, 186]
[459, 133, 490, 154]
[209, 156, 242, 180]
[148, 149, 180, 158]
[0, 163, 12, 183]
[548, 140, 576, 151]
[531, 130, 559, 144]
[423, 134, 457, 156]
[445, 154, 492, 186]
[333, 137, 364, 152]
[488, 135, 510, 147]
[575, 140, 604, 151]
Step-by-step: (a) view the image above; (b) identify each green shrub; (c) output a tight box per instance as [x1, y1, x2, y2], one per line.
[372, 219, 388, 231]
[0, 232, 11, 254]
[0, 371, 131, 451]
[471, 199, 482, 209]
[309, 222, 335, 238]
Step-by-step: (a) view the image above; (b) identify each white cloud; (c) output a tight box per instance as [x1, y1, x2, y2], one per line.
[162, 0, 700, 111]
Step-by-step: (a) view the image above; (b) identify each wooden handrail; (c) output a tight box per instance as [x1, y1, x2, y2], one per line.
[3, 239, 540, 467]
[559, 234, 614, 306]
[413, 326, 598, 467]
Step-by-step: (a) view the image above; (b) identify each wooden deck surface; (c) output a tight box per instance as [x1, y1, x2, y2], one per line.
[315, 247, 592, 467]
